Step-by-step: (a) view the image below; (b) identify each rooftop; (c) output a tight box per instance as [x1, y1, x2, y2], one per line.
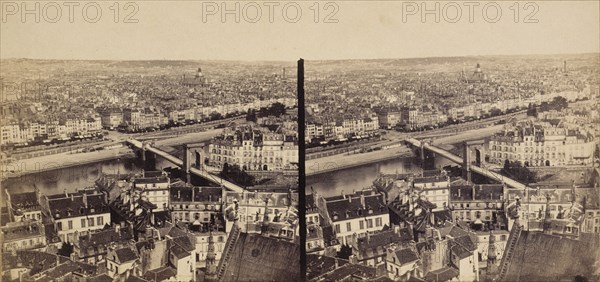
[326, 190, 388, 222]
[170, 185, 222, 203]
[47, 192, 109, 220]
[220, 233, 301, 281]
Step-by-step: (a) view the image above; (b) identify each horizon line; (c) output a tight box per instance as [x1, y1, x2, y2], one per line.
[1, 51, 599, 63]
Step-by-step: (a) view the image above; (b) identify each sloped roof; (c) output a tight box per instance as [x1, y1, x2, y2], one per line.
[220, 233, 301, 281]
[425, 266, 459, 282]
[395, 248, 419, 264]
[142, 266, 177, 282]
[113, 247, 139, 263]
[504, 231, 600, 281]
[306, 254, 350, 280]
[326, 191, 387, 222]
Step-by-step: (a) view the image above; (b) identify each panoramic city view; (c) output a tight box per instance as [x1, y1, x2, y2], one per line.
[1, 60, 301, 281]
[2, 0, 599, 281]
[304, 54, 600, 281]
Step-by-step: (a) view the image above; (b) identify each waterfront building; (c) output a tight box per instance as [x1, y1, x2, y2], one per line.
[208, 125, 298, 171]
[133, 171, 171, 211]
[377, 109, 402, 129]
[40, 188, 111, 243]
[413, 175, 450, 212]
[325, 189, 390, 245]
[488, 119, 595, 167]
[98, 108, 123, 129]
[4, 190, 42, 223]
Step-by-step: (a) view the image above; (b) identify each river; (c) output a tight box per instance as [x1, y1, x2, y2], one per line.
[1, 157, 176, 196]
[4, 148, 452, 199]
[306, 157, 453, 197]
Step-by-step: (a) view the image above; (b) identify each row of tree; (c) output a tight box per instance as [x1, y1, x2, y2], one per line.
[527, 96, 569, 117]
[219, 163, 256, 187]
[246, 102, 287, 122]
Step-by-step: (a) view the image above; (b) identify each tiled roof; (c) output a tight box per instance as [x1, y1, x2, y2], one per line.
[221, 233, 301, 281]
[48, 193, 109, 220]
[172, 235, 195, 252]
[170, 185, 222, 203]
[78, 226, 133, 250]
[134, 176, 169, 185]
[125, 275, 151, 282]
[414, 176, 447, 184]
[356, 228, 412, 252]
[169, 243, 190, 259]
[321, 263, 380, 281]
[88, 274, 114, 282]
[113, 247, 139, 263]
[450, 244, 471, 260]
[425, 266, 459, 282]
[9, 191, 40, 209]
[326, 191, 387, 222]
[395, 247, 420, 264]
[142, 266, 177, 282]
[306, 254, 350, 280]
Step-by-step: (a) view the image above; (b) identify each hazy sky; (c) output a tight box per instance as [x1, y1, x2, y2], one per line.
[1, 1, 598, 61]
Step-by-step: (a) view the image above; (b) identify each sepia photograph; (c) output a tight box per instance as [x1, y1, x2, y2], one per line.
[1, 0, 599, 281]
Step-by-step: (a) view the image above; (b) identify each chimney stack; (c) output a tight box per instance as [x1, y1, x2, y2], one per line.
[360, 193, 365, 209]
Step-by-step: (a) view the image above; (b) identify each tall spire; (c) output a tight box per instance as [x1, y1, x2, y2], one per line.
[204, 227, 218, 282]
[485, 230, 499, 281]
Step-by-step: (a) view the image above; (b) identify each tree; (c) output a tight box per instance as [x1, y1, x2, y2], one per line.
[269, 102, 286, 117]
[57, 242, 74, 257]
[219, 163, 255, 187]
[209, 112, 223, 121]
[490, 108, 503, 117]
[258, 102, 287, 118]
[501, 160, 536, 183]
[550, 96, 568, 111]
[246, 109, 257, 122]
[526, 103, 538, 117]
